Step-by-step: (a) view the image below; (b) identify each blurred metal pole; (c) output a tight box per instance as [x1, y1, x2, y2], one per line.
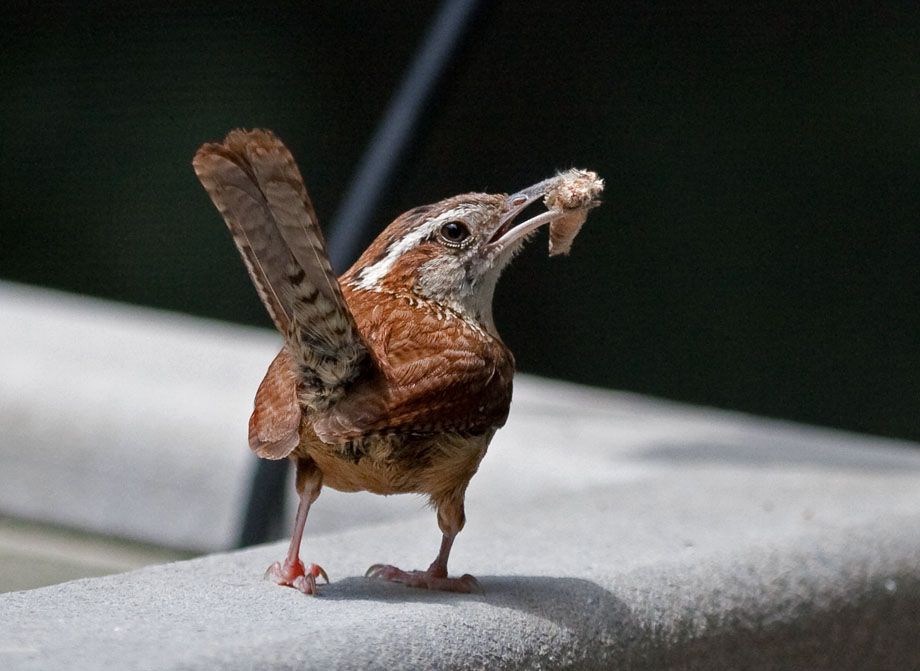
[325, 0, 481, 273]
[237, 0, 481, 548]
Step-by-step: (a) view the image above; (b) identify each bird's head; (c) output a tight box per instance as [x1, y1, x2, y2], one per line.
[344, 170, 603, 331]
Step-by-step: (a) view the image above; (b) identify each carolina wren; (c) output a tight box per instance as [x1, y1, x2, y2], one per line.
[193, 129, 603, 594]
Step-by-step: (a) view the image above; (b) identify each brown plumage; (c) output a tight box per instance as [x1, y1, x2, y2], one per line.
[193, 129, 603, 593]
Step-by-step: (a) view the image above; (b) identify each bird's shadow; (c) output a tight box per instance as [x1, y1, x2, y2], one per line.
[321, 573, 613, 605]
[320, 573, 636, 639]
[315, 572, 911, 669]
[317, 574, 686, 666]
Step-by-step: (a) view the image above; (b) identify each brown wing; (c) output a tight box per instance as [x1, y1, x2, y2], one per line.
[193, 129, 367, 415]
[249, 347, 301, 459]
[312, 291, 515, 444]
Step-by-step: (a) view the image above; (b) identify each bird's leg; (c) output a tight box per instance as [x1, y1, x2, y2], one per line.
[367, 495, 481, 593]
[265, 458, 328, 594]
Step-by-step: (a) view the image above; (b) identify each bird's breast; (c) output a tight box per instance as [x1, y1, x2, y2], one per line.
[304, 429, 495, 501]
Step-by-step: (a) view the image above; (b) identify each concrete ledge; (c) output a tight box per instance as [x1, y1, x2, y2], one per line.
[2, 448, 919, 669]
[2, 282, 920, 668]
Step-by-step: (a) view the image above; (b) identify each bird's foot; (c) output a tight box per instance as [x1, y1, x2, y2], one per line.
[265, 559, 329, 595]
[365, 564, 482, 593]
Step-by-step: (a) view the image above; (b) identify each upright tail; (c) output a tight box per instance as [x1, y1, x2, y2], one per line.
[193, 129, 367, 412]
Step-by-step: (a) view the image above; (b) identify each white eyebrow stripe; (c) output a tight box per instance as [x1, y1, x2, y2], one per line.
[351, 206, 476, 291]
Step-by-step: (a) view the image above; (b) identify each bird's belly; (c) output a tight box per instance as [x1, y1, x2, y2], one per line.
[306, 430, 495, 500]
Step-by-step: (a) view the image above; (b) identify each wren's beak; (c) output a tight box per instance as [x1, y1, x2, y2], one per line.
[486, 177, 568, 253]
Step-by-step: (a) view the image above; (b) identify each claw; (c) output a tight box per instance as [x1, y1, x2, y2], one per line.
[458, 574, 484, 594]
[365, 563, 482, 593]
[265, 560, 328, 595]
[313, 563, 330, 585]
[291, 573, 316, 595]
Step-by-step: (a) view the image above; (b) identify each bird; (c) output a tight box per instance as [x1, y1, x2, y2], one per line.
[193, 129, 603, 594]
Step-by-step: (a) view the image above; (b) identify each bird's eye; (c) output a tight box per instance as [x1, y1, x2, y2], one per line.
[439, 221, 471, 246]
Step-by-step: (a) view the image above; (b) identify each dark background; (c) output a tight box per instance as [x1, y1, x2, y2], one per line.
[2, 2, 918, 441]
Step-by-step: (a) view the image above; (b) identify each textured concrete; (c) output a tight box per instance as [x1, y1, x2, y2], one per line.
[2, 282, 920, 668]
[2, 421, 920, 670]
[0, 282, 260, 550]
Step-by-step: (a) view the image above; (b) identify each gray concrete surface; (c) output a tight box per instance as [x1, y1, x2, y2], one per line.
[0, 282, 263, 551]
[2, 282, 920, 669]
[2, 419, 920, 670]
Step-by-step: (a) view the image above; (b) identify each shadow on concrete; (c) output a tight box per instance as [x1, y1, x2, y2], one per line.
[320, 575, 640, 668]
[321, 573, 621, 610]
[314, 572, 920, 670]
